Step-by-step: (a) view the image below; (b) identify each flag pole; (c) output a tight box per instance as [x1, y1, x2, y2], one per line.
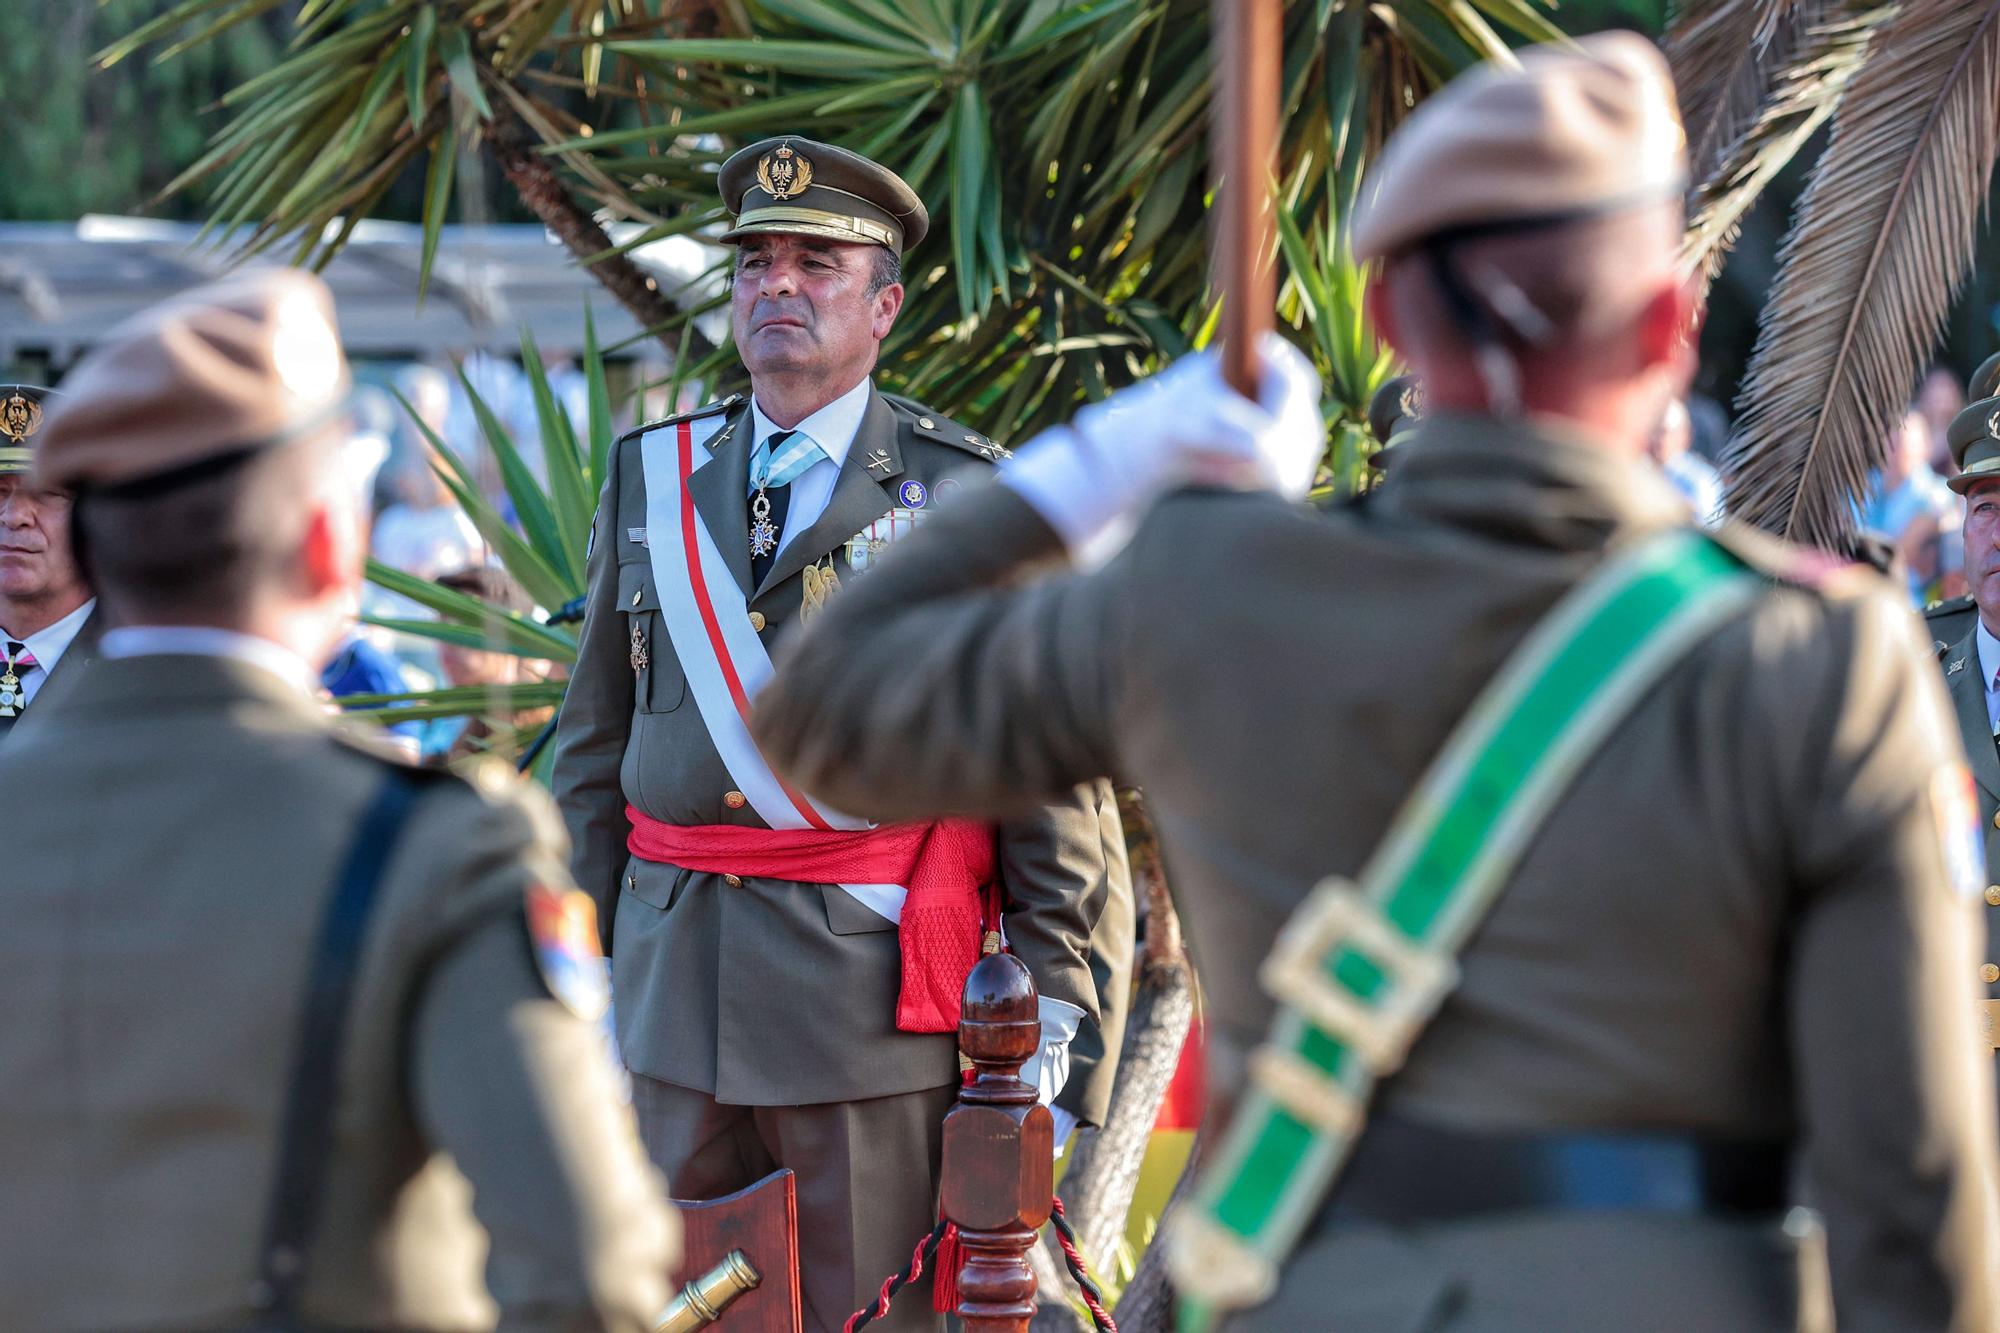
[1212, 0, 1282, 400]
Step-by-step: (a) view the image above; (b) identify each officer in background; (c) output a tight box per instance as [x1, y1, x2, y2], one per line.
[1925, 352, 2000, 650]
[0, 384, 100, 740]
[552, 136, 1120, 1331]
[0, 270, 676, 1330]
[1932, 388, 2000, 1060]
[754, 36, 2000, 1330]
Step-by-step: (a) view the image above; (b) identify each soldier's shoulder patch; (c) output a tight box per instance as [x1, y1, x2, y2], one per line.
[525, 882, 610, 1022]
[882, 393, 1010, 463]
[1931, 762, 1986, 903]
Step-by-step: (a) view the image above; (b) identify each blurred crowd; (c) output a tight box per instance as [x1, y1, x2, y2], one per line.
[1649, 365, 1971, 607]
[330, 350, 674, 765]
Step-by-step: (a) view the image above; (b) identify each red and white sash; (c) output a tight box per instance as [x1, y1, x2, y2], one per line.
[638, 415, 905, 921]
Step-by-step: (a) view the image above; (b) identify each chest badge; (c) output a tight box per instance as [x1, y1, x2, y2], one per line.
[897, 479, 928, 509]
[630, 621, 649, 674]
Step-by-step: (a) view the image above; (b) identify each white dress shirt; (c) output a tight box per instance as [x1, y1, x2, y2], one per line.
[1977, 619, 2000, 736]
[748, 376, 873, 556]
[101, 625, 323, 699]
[6, 597, 96, 706]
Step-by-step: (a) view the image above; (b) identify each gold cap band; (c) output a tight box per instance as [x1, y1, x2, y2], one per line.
[724, 204, 901, 250]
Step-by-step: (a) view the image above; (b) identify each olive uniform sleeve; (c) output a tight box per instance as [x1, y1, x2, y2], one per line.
[411, 919, 675, 1332]
[1779, 586, 2000, 1332]
[756, 477, 1138, 819]
[552, 442, 636, 950]
[407, 790, 677, 1332]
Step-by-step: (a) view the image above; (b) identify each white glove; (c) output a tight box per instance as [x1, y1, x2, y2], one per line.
[1018, 994, 1085, 1113]
[1000, 334, 1324, 559]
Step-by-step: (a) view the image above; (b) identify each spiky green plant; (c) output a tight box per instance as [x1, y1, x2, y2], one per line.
[335, 308, 700, 779]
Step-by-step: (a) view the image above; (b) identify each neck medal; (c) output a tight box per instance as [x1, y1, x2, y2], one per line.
[750, 486, 779, 559]
[0, 644, 26, 717]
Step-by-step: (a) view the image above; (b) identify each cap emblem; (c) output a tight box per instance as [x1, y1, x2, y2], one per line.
[1, 392, 42, 444]
[756, 144, 814, 201]
[1986, 408, 2000, 441]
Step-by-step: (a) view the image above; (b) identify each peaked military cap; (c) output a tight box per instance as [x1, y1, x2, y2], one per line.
[0, 385, 57, 475]
[36, 269, 350, 496]
[1948, 392, 2000, 493]
[1351, 33, 1686, 262]
[717, 136, 929, 253]
[1968, 352, 2000, 402]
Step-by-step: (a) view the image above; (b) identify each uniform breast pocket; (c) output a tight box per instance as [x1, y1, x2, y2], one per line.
[618, 562, 687, 713]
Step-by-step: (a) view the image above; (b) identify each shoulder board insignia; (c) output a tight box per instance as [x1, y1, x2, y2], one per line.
[525, 882, 610, 1022]
[883, 394, 1008, 461]
[1925, 594, 1977, 622]
[622, 394, 744, 443]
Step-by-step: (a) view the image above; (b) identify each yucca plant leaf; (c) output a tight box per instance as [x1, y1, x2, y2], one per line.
[1727, 0, 2000, 548]
[407, 4, 437, 131]
[583, 305, 616, 494]
[519, 333, 593, 587]
[454, 366, 571, 578]
[437, 24, 495, 121]
[417, 133, 456, 303]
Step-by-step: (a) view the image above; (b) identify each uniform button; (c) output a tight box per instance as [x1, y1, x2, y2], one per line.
[1986, 885, 2000, 906]
[1983, 964, 1999, 985]
[749, 611, 767, 631]
[631, 589, 643, 607]
[723, 874, 743, 887]
[919, 417, 936, 429]
[724, 790, 747, 810]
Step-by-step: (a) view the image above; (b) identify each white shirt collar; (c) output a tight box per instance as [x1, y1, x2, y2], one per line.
[100, 625, 322, 699]
[749, 376, 874, 468]
[12, 597, 96, 666]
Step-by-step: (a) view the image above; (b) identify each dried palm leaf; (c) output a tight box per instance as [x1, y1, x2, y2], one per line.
[1667, 0, 1800, 182]
[1681, 0, 1897, 283]
[1726, 0, 2000, 548]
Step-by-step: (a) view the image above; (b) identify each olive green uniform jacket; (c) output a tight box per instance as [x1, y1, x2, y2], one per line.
[0, 652, 676, 1330]
[551, 388, 1122, 1107]
[1936, 623, 2000, 1048]
[754, 415, 2000, 1331]
[0, 602, 101, 744]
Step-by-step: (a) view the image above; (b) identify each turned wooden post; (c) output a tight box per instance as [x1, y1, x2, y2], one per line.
[942, 952, 1053, 1333]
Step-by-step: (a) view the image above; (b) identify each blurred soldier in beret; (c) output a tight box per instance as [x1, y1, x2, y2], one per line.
[0, 384, 99, 742]
[754, 35, 2000, 1330]
[0, 270, 676, 1330]
[550, 136, 1123, 1330]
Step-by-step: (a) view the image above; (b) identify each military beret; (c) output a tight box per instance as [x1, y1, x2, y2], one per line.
[35, 269, 350, 495]
[1948, 394, 2000, 493]
[1351, 33, 1687, 263]
[0, 385, 58, 476]
[718, 136, 929, 253]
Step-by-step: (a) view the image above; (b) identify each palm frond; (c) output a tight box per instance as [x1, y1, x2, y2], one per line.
[1680, 0, 1898, 282]
[1668, 0, 1803, 185]
[1726, 0, 2000, 548]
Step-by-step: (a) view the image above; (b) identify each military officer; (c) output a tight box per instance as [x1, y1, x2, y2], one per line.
[0, 270, 676, 1330]
[1934, 386, 2000, 1063]
[549, 136, 1121, 1331]
[1923, 354, 2000, 650]
[0, 384, 101, 741]
[755, 36, 2000, 1331]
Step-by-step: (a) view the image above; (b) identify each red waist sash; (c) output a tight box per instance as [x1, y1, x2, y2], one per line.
[625, 806, 997, 1033]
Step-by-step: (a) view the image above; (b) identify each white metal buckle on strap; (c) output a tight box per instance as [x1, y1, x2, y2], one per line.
[1257, 878, 1460, 1078]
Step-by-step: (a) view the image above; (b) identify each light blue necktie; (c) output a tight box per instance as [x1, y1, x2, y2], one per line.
[748, 428, 825, 495]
